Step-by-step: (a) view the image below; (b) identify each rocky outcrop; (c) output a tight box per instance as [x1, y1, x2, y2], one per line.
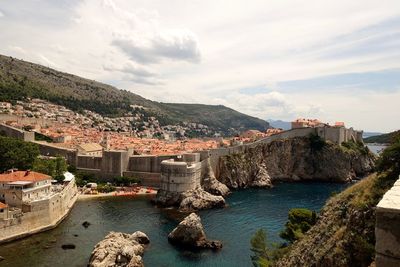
[274, 172, 397, 267]
[218, 137, 375, 188]
[88, 231, 149, 267]
[168, 213, 222, 250]
[179, 188, 225, 212]
[201, 158, 230, 196]
[154, 187, 225, 212]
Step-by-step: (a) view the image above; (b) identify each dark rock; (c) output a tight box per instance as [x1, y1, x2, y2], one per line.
[62, 244, 76, 250]
[82, 221, 91, 228]
[168, 213, 222, 251]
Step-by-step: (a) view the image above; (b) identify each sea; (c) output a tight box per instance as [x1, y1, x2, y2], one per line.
[0, 182, 347, 267]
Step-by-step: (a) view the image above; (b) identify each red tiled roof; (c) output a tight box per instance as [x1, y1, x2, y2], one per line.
[0, 171, 51, 183]
[0, 202, 7, 209]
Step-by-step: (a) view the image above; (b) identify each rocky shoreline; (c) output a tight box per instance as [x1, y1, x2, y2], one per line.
[88, 231, 150, 267]
[154, 137, 375, 212]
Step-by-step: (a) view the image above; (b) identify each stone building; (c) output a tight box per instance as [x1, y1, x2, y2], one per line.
[77, 143, 103, 156]
[0, 202, 9, 220]
[160, 153, 202, 193]
[0, 171, 52, 208]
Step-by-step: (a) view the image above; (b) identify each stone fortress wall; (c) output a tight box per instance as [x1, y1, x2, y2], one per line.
[0, 123, 363, 186]
[0, 123, 34, 142]
[159, 153, 202, 193]
[0, 177, 78, 244]
[375, 176, 400, 267]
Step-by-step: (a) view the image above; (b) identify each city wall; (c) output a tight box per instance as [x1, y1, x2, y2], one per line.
[0, 123, 363, 187]
[375, 176, 400, 267]
[0, 123, 34, 142]
[0, 178, 78, 244]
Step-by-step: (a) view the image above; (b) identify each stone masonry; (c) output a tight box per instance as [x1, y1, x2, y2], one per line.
[375, 176, 400, 267]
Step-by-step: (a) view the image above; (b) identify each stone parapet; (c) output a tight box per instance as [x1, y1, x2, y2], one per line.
[375, 175, 400, 267]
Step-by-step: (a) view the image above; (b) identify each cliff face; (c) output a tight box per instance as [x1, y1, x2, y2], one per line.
[218, 137, 375, 189]
[275, 172, 397, 267]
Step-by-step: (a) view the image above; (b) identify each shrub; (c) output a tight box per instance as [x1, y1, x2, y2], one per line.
[280, 208, 317, 243]
[97, 184, 115, 193]
[309, 133, 326, 151]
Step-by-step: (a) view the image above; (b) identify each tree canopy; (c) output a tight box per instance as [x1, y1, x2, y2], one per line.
[0, 135, 40, 172]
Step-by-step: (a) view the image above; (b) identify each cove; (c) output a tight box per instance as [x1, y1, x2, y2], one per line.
[0, 182, 346, 267]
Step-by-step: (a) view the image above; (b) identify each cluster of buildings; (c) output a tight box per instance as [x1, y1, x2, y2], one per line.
[291, 118, 345, 129]
[0, 99, 227, 155]
[0, 99, 216, 140]
[0, 169, 78, 243]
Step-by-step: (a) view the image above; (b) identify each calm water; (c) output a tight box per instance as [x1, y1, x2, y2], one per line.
[0, 182, 346, 267]
[366, 144, 387, 155]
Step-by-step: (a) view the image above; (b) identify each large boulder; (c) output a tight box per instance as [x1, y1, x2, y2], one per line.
[168, 213, 222, 250]
[88, 231, 149, 267]
[179, 188, 226, 212]
[154, 187, 226, 212]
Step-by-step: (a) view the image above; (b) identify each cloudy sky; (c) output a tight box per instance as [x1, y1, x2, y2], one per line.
[0, 0, 399, 132]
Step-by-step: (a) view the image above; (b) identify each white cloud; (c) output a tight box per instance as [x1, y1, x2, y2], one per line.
[112, 30, 200, 64]
[0, 0, 399, 132]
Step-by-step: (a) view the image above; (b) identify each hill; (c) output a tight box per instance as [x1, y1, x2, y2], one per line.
[364, 130, 400, 144]
[266, 119, 291, 130]
[0, 54, 268, 135]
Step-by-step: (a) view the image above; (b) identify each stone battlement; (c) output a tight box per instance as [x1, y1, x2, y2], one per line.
[375, 176, 400, 267]
[0, 123, 363, 186]
[160, 153, 202, 193]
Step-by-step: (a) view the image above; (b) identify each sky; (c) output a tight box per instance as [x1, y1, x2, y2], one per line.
[0, 0, 399, 132]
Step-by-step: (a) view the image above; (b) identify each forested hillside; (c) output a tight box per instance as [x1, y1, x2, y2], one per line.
[0, 54, 268, 135]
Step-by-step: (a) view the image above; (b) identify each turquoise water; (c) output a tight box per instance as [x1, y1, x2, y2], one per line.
[0, 182, 346, 267]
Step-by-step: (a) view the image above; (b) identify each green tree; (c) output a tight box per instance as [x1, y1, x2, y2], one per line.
[376, 132, 400, 178]
[250, 229, 271, 267]
[280, 208, 317, 243]
[0, 136, 40, 172]
[32, 156, 67, 182]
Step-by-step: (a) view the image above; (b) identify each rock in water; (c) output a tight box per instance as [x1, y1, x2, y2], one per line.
[168, 213, 222, 250]
[154, 187, 226, 212]
[179, 188, 225, 212]
[88, 231, 150, 267]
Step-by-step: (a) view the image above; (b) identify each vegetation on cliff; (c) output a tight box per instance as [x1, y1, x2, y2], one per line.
[0, 54, 268, 135]
[363, 130, 400, 144]
[250, 208, 317, 267]
[271, 134, 400, 267]
[218, 136, 375, 188]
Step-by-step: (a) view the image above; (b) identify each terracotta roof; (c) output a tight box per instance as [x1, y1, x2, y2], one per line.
[0, 202, 7, 209]
[0, 171, 51, 183]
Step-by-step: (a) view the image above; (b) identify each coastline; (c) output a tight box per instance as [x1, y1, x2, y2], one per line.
[77, 187, 158, 201]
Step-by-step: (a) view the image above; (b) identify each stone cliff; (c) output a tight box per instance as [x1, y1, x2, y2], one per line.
[275, 172, 396, 267]
[218, 137, 375, 189]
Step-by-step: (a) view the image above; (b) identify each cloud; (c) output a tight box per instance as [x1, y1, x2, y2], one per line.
[112, 30, 200, 64]
[0, 0, 399, 131]
[0, 10, 4, 17]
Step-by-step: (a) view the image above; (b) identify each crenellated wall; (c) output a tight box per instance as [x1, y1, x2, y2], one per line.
[0, 178, 78, 244]
[0, 122, 363, 186]
[375, 176, 400, 267]
[159, 153, 202, 193]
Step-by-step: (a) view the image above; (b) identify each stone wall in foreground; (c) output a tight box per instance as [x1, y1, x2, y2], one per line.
[0, 178, 78, 244]
[375, 176, 400, 267]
